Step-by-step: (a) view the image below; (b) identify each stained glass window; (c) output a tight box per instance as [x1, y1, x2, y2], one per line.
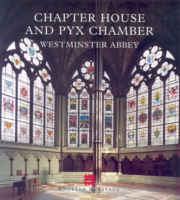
[126, 45, 179, 148]
[137, 82, 148, 147]
[68, 88, 78, 148]
[139, 46, 162, 71]
[45, 83, 55, 146]
[1, 38, 55, 147]
[126, 87, 136, 148]
[33, 77, 44, 145]
[165, 72, 179, 144]
[19, 38, 43, 66]
[17, 70, 30, 143]
[68, 60, 114, 148]
[103, 89, 114, 148]
[81, 60, 94, 81]
[151, 77, 163, 146]
[79, 88, 90, 147]
[9, 54, 25, 69]
[1, 64, 16, 142]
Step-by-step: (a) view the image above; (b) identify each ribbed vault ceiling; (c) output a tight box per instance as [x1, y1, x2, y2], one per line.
[0, 0, 179, 95]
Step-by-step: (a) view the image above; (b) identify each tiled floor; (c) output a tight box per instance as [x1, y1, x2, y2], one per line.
[1, 183, 180, 200]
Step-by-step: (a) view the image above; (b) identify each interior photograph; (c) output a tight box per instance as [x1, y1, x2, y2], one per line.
[0, 0, 180, 199]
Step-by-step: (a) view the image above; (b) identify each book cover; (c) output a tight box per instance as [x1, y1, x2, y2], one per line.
[0, 0, 180, 199]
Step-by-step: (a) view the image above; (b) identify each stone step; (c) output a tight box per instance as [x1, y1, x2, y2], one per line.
[0, 173, 179, 188]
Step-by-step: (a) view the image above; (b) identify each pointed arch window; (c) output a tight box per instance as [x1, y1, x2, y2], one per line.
[18, 70, 30, 143]
[1, 38, 55, 146]
[151, 77, 163, 146]
[126, 45, 179, 148]
[2, 64, 16, 142]
[103, 89, 114, 148]
[68, 88, 79, 148]
[137, 82, 148, 147]
[165, 72, 179, 144]
[33, 77, 44, 145]
[67, 60, 114, 148]
[126, 87, 136, 148]
[45, 83, 55, 146]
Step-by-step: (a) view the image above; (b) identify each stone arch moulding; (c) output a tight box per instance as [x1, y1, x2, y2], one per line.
[120, 152, 180, 162]
[0, 148, 60, 160]
[102, 154, 108, 161]
[62, 153, 73, 161]
[73, 153, 85, 161]
[0, 148, 17, 158]
[84, 153, 93, 161]
[106, 154, 118, 161]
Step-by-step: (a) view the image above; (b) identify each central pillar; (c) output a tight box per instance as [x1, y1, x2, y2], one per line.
[89, 0, 109, 192]
[92, 35, 103, 192]
[55, 94, 67, 172]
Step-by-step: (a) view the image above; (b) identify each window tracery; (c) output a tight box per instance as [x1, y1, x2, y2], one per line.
[1, 38, 55, 146]
[126, 45, 179, 148]
[68, 59, 114, 148]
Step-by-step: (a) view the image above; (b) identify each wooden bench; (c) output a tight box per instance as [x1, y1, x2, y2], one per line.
[33, 177, 39, 191]
[13, 178, 38, 198]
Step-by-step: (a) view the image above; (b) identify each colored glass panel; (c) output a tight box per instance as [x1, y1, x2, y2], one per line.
[103, 89, 113, 148]
[33, 77, 44, 145]
[79, 88, 90, 147]
[68, 88, 78, 148]
[1, 64, 16, 142]
[17, 70, 30, 143]
[165, 72, 179, 144]
[45, 83, 55, 146]
[137, 82, 148, 147]
[126, 87, 136, 148]
[151, 77, 163, 146]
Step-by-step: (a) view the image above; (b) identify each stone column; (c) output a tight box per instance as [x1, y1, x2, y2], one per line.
[55, 94, 67, 172]
[58, 160, 61, 172]
[119, 96, 126, 148]
[55, 94, 62, 147]
[9, 158, 14, 176]
[37, 159, 40, 174]
[92, 35, 103, 191]
[24, 158, 28, 174]
[116, 97, 125, 174]
[48, 159, 51, 174]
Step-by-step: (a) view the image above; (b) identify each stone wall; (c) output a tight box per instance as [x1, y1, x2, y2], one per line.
[0, 147, 60, 177]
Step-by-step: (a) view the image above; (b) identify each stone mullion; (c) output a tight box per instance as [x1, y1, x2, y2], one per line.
[30, 82, 34, 144]
[148, 86, 152, 146]
[89, 95, 92, 148]
[24, 158, 28, 174]
[15, 75, 18, 142]
[10, 158, 14, 176]
[163, 82, 165, 145]
[43, 86, 46, 145]
[115, 97, 121, 173]
[58, 160, 61, 172]
[78, 92, 80, 147]
[102, 94, 104, 148]
[37, 159, 40, 174]
[136, 90, 138, 147]
[48, 159, 51, 174]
